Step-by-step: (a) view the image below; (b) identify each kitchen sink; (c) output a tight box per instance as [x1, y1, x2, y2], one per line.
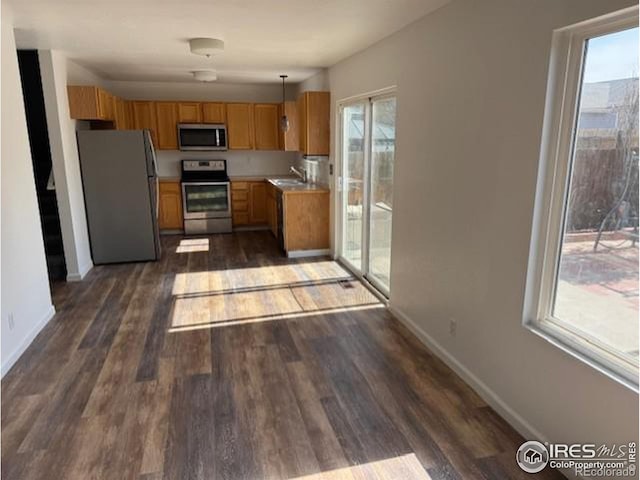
[270, 179, 306, 187]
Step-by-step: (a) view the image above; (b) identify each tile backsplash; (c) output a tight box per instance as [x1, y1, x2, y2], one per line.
[156, 150, 297, 178]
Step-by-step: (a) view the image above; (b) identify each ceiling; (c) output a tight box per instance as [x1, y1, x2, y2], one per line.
[7, 0, 449, 84]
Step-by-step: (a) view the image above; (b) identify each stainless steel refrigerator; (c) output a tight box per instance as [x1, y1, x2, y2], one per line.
[77, 130, 161, 264]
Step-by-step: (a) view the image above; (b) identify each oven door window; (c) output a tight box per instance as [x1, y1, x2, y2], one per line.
[184, 184, 229, 214]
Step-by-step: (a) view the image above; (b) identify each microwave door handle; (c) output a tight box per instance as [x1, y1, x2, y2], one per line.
[216, 129, 220, 147]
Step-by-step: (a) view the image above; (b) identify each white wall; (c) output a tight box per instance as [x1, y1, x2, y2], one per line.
[154, 150, 296, 178]
[296, 70, 330, 94]
[328, 0, 638, 475]
[1, 15, 55, 375]
[39, 51, 94, 281]
[109, 80, 298, 177]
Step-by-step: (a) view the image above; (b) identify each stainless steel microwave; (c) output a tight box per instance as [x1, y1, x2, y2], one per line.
[178, 123, 227, 151]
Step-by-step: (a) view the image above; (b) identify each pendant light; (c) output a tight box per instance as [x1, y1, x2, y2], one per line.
[280, 75, 290, 132]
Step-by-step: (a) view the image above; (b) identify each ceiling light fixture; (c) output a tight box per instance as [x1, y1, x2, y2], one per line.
[189, 38, 224, 58]
[192, 70, 217, 82]
[280, 74, 289, 133]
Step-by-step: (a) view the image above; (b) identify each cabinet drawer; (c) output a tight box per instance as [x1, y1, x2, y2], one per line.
[233, 212, 249, 225]
[232, 200, 249, 212]
[159, 180, 181, 193]
[232, 190, 249, 201]
[231, 182, 248, 191]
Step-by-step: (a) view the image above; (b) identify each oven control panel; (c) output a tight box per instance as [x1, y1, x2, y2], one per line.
[182, 160, 226, 171]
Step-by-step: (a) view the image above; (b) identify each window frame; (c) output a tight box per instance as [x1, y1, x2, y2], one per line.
[524, 6, 639, 391]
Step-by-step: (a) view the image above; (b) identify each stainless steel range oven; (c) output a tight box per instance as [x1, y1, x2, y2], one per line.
[181, 160, 232, 234]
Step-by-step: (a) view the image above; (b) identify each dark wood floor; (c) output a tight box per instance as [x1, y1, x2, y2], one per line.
[2, 232, 564, 480]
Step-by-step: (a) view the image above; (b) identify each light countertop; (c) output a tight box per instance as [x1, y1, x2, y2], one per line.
[160, 175, 330, 193]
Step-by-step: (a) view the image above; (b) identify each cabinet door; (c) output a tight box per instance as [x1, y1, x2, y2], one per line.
[68, 86, 99, 120]
[226, 103, 254, 150]
[266, 185, 277, 236]
[97, 88, 114, 120]
[114, 97, 128, 129]
[297, 94, 307, 153]
[155, 102, 178, 150]
[280, 101, 299, 151]
[132, 101, 158, 148]
[158, 181, 183, 230]
[301, 91, 330, 155]
[124, 101, 134, 129]
[177, 102, 202, 123]
[202, 102, 226, 123]
[249, 182, 267, 224]
[253, 104, 280, 150]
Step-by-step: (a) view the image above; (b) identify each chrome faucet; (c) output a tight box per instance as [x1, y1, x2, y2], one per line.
[290, 165, 308, 183]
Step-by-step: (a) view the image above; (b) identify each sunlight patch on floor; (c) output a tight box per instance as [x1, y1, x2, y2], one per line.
[171, 261, 354, 296]
[168, 304, 386, 333]
[169, 259, 385, 331]
[176, 238, 210, 253]
[290, 454, 431, 480]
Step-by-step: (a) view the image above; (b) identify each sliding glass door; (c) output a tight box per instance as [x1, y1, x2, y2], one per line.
[339, 94, 396, 295]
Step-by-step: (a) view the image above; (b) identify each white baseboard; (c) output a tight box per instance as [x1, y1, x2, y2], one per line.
[1, 304, 56, 378]
[287, 248, 331, 258]
[388, 305, 581, 479]
[388, 305, 548, 443]
[66, 259, 93, 282]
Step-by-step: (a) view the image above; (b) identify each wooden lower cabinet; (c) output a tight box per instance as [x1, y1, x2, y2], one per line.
[283, 191, 330, 252]
[249, 182, 267, 223]
[266, 184, 278, 236]
[158, 180, 183, 230]
[231, 180, 269, 227]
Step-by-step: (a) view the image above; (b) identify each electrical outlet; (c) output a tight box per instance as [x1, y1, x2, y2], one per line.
[449, 318, 457, 337]
[329, 163, 334, 175]
[7, 313, 15, 331]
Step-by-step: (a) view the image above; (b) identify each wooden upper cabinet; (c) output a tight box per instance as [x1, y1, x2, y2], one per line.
[298, 91, 330, 155]
[202, 102, 226, 123]
[177, 102, 202, 123]
[97, 88, 114, 120]
[280, 101, 299, 151]
[132, 101, 158, 147]
[155, 102, 179, 150]
[253, 103, 280, 150]
[68, 85, 115, 121]
[114, 97, 130, 129]
[226, 103, 254, 150]
[297, 94, 306, 153]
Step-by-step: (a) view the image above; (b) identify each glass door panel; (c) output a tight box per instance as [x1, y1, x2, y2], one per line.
[368, 97, 396, 292]
[342, 103, 367, 271]
[339, 94, 396, 296]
